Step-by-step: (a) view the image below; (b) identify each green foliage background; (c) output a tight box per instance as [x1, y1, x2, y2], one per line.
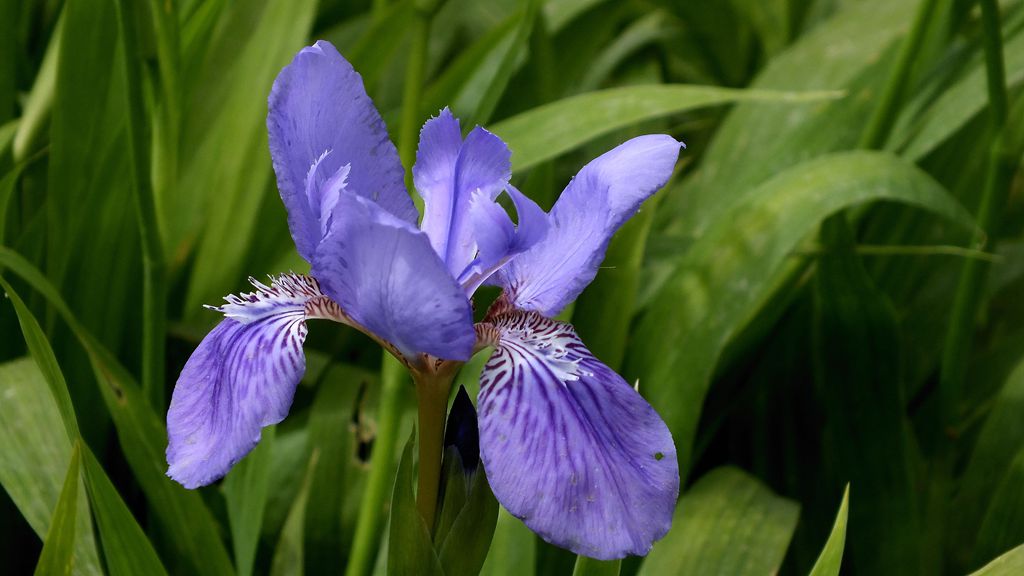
[1, 0, 1023, 574]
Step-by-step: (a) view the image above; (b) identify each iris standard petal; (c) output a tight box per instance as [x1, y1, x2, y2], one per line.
[477, 309, 679, 559]
[414, 109, 512, 277]
[167, 274, 343, 488]
[497, 135, 682, 316]
[268, 40, 416, 261]
[311, 192, 475, 362]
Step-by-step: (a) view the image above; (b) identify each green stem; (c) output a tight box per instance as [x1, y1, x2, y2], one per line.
[345, 356, 406, 576]
[346, 7, 436, 573]
[113, 0, 167, 409]
[939, 0, 1013, 426]
[414, 373, 450, 531]
[858, 0, 941, 150]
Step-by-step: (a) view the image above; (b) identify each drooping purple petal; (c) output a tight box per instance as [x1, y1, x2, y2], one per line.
[311, 192, 475, 362]
[477, 310, 679, 559]
[414, 109, 512, 278]
[460, 185, 548, 294]
[268, 40, 416, 261]
[167, 274, 343, 488]
[497, 135, 682, 316]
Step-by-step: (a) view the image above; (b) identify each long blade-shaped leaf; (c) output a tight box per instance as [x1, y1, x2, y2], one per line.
[33, 443, 81, 576]
[0, 250, 235, 576]
[0, 356, 101, 576]
[224, 427, 275, 576]
[490, 84, 839, 172]
[638, 467, 799, 575]
[81, 446, 169, 576]
[630, 151, 975, 474]
[809, 486, 851, 576]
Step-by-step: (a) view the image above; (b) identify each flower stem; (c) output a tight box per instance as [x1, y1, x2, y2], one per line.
[939, 0, 1013, 426]
[113, 0, 167, 409]
[414, 372, 450, 532]
[345, 355, 406, 576]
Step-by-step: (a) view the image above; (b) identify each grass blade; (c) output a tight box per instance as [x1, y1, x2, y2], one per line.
[81, 446, 169, 576]
[33, 443, 81, 576]
[490, 84, 839, 172]
[808, 486, 850, 576]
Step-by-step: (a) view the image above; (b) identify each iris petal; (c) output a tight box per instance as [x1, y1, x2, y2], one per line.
[477, 310, 679, 559]
[414, 109, 512, 277]
[497, 135, 682, 316]
[312, 193, 476, 362]
[167, 274, 340, 488]
[461, 185, 548, 294]
[268, 40, 415, 261]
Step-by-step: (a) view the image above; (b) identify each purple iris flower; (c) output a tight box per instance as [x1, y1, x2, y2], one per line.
[166, 40, 681, 560]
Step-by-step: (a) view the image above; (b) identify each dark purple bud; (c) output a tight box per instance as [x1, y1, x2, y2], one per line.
[443, 385, 479, 474]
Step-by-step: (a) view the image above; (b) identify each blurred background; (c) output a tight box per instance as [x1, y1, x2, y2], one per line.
[1, 0, 1023, 574]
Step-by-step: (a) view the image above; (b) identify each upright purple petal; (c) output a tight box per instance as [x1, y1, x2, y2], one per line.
[311, 193, 475, 361]
[268, 40, 416, 261]
[477, 310, 679, 559]
[167, 274, 343, 488]
[414, 109, 512, 277]
[498, 135, 682, 316]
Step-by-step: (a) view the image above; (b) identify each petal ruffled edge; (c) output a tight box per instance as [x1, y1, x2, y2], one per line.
[268, 40, 415, 262]
[167, 274, 344, 488]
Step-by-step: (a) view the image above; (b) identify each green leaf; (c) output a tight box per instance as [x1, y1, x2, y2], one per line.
[387, 431, 444, 576]
[954, 358, 1024, 568]
[345, 0, 415, 90]
[895, 22, 1024, 161]
[578, 11, 670, 91]
[0, 157, 31, 242]
[638, 467, 799, 576]
[48, 0, 138, 355]
[270, 448, 319, 576]
[0, 249, 235, 576]
[178, 0, 317, 316]
[630, 151, 975, 474]
[433, 445, 469, 547]
[0, 276, 80, 440]
[571, 557, 619, 576]
[467, 0, 540, 127]
[972, 448, 1024, 570]
[437, 464, 500, 576]
[0, 357, 101, 576]
[421, 14, 519, 119]
[11, 9, 59, 162]
[808, 485, 850, 576]
[572, 192, 661, 371]
[305, 375, 360, 571]
[489, 84, 839, 172]
[81, 446, 169, 576]
[813, 217, 920, 573]
[479, 508, 536, 576]
[661, 0, 918, 239]
[33, 443, 81, 576]
[223, 426, 275, 576]
[971, 543, 1024, 576]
